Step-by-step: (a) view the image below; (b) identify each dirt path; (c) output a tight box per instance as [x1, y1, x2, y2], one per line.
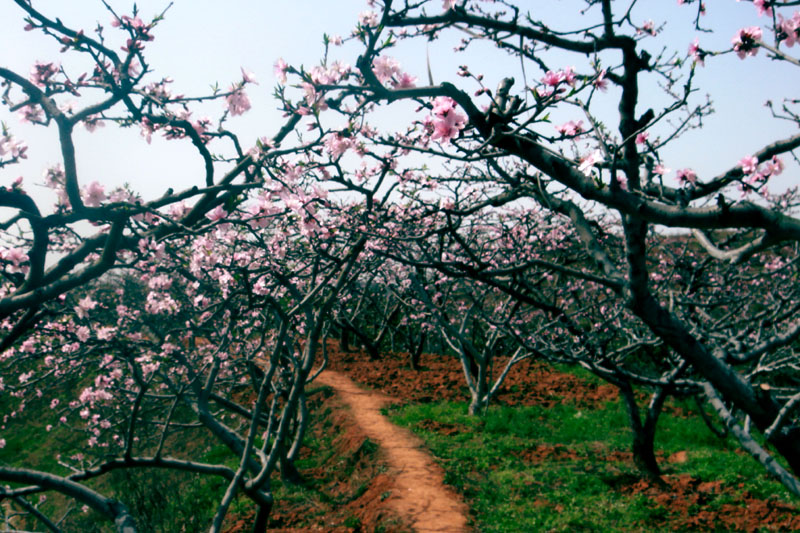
[315, 370, 471, 533]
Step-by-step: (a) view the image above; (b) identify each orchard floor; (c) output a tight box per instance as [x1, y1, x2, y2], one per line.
[230, 343, 800, 531]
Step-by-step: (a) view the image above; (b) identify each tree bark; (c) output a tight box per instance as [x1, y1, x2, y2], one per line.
[618, 382, 664, 482]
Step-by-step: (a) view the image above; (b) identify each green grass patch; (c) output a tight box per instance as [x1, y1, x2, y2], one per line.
[387, 397, 798, 532]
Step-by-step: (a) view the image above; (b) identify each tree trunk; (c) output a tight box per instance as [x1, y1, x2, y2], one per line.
[251, 502, 271, 533]
[409, 332, 426, 370]
[634, 293, 800, 475]
[281, 393, 308, 485]
[467, 356, 489, 416]
[339, 326, 351, 352]
[619, 382, 663, 482]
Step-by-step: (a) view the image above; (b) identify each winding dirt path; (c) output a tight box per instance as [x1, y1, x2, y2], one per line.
[315, 370, 471, 533]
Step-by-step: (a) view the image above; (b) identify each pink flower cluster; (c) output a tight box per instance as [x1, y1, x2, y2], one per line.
[372, 56, 417, 89]
[29, 61, 59, 87]
[676, 168, 697, 186]
[358, 11, 379, 28]
[225, 87, 251, 116]
[0, 134, 28, 161]
[425, 97, 467, 144]
[738, 154, 784, 195]
[537, 67, 576, 98]
[732, 26, 762, 59]
[637, 20, 657, 36]
[555, 120, 584, 137]
[324, 132, 355, 158]
[778, 12, 800, 47]
[578, 149, 603, 176]
[752, 0, 773, 17]
[112, 14, 154, 53]
[274, 58, 289, 84]
[82, 181, 106, 207]
[1, 247, 29, 274]
[688, 38, 705, 66]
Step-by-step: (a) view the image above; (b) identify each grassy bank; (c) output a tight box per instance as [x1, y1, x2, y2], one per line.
[387, 395, 800, 532]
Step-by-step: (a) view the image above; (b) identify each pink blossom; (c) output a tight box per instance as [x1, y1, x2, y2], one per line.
[115, 14, 152, 40]
[688, 38, 704, 66]
[82, 181, 106, 207]
[739, 155, 758, 175]
[29, 61, 59, 87]
[541, 70, 563, 87]
[753, 0, 772, 17]
[148, 274, 173, 291]
[206, 205, 228, 222]
[578, 149, 603, 176]
[301, 82, 325, 109]
[145, 292, 178, 314]
[324, 133, 354, 158]
[310, 64, 349, 85]
[443, 0, 457, 9]
[615, 172, 629, 191]
[428, 96, 467, 144]
[0, 134, 28, 160]
[765, 155, 784, 176]
[732, 26, 762, 59]
[241, 67, 257, 84]
[359, 11, 379, 27]
[75, 295, 98, 319]
[555, 120, 584, 137]
[638, 20, 656, 36]
[18, 105, 44, 124]
[76, 326, 91, 342]
[96, 327, 116, 341]
[168, 201, 189, 219]
[2, 247, 29, 274]
[140, 117, 157, 143]
[83, 115, 104, 132]
[274, 58, 288, 84]
[779, 12, 800, 47]
[43, 165, 65, 188]
[676, 168, 697, 186]
[744, 171, 765, 187]
[593, 70, 608, 91]
[373, 56, 401, 84]
[562, 66, 576, 86]
[393, 71, 418, 89]
[225, 87, 251, 116]
[192, 117, 212, 141]
[635, 132, 649, 145]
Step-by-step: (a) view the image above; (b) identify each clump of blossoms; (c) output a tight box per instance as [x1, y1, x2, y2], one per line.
[732, 26, 762, 59]
[778, 11, 800, 46]
[738, 154, 784, 196]
[424, 97, 467, 144]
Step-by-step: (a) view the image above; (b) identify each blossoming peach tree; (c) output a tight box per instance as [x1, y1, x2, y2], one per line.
[4, 0, 800, 530]
[0, 1, 380, 531]
[281, 0, 800, 494]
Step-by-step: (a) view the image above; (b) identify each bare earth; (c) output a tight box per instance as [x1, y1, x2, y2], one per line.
[315, 370, 471, 533]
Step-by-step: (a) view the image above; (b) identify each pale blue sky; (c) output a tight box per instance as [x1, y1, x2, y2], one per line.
[1, 1, 796, 212]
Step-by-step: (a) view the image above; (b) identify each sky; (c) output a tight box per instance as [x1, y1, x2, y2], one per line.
[0, 0, 797, 214]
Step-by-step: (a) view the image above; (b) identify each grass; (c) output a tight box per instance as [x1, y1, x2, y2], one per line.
[0, 383, 403, 531]
[386, 394, 798, 532]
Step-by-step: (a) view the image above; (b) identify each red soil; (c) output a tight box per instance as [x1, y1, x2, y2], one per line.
[325, 344, 619, 407]
[231, 342, 800, 531]
[323, 344, 800, 532]
[316, 370, 470, 532]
